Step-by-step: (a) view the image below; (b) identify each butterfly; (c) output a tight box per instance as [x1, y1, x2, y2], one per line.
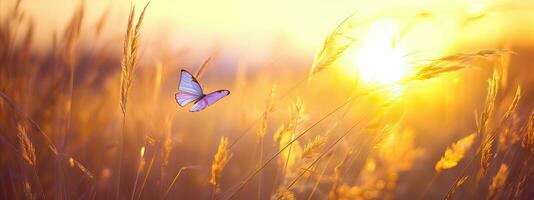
[175, 69, 230, 112]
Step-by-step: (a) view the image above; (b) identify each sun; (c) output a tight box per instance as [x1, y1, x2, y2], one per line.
[351, 19, 410, 85]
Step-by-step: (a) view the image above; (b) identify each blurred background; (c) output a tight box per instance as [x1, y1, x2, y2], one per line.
[0, 0, 533, 199]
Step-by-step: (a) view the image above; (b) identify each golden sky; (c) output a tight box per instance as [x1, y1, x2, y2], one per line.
[4, 0, 534, 63]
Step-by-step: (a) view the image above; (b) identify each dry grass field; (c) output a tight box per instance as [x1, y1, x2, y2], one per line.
[1, 0, 533, 199]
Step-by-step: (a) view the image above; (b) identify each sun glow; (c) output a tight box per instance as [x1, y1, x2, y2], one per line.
[352, 20, 410, 85]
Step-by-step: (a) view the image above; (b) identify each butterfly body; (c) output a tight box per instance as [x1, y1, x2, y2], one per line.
[175, 70, 230, 112]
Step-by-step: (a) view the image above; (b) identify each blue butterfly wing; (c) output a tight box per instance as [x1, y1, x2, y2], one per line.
[175, 92, 201, 107]
[189, 90, 230, 112]
[179, 70, 203, 96]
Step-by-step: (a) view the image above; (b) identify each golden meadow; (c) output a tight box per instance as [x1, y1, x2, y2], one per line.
[0, 0, 533, 199]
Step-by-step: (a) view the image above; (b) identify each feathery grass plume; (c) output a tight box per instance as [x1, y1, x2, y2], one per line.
[257, 84, 277, 142]
[271, 187, 296, 200]
[406, 64, 466, 81]
[117, 3, 149, 199]
[432, 49, 514, 63]
[17, 124, 35, 166]
[435, 133, 476, 172]
[522, 113, 534, 154]
[488, 163, 509, 200]
[404, 49, 513, 82]
[501, 86, 521, 124]
[308, 14, 357, 81]
[479, 134, 495, 178]
[513, 168, 533, 199]
[119, 2, 150, 114]
[476, 70, 499, 137]
[474, 70, 500, 179]
[444, 176, 468, 200]
[302, 136, 327, 159]
[210, 136, 231, 186]
[290, 98, 306, 129]
[278, 98, 307, 178]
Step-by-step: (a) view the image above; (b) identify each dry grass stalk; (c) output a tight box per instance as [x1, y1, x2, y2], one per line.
[256, 84, 277, 198]
[435, 133, 476, 172]
[195, 55, 214, 78]
[229, 98, 354, 199]
[61, 3, 84, 60]
[210, 136, 231, 186]
[135, 152, 155, 200]
[117, 3, 149, 199]
[0, 92, 94, 186]
[444, 176, 468, 200]
[230, 98, 354, 198]
[288, 119, 363, 192]
[161, 117, 173, 170]
[68, 157, 95, 179]
[331, 151, 351, 195]
[163, 166, 201, 199]
[488, 163, 509, 200]
[131, 145, 147, 200]
[278, 128, 302, 177]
